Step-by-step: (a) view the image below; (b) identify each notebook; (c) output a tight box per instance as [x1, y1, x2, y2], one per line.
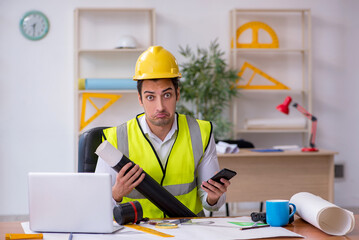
[28, 172, 122, 233]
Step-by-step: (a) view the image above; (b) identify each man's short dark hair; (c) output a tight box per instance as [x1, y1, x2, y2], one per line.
[137, 78, 180, 101]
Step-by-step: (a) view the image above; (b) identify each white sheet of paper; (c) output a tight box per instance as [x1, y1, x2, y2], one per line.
[22, 217, 303, 240]
[22, 222, 151, 240]
[216, 141, 240, 154]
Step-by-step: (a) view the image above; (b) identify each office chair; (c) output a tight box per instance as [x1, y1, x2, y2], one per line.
[78, 126, 109, 172]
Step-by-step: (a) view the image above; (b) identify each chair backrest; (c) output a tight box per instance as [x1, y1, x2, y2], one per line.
[78, 127, 109, 172]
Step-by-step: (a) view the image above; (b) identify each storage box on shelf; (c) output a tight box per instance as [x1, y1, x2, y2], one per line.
[74, 8, 155, 168]
[229, 9, 312, 147]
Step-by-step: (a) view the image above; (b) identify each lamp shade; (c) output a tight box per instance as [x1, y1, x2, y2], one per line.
[276, 96, 292, 115]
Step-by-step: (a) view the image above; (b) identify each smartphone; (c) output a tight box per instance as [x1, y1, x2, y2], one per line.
[208, 168, 237, 185]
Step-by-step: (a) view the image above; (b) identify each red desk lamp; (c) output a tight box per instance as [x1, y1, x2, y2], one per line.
[276, 96, 318, 152]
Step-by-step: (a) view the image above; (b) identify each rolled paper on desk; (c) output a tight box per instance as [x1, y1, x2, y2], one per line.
[290, 192, 355, 236]
[95, 140, 197, 217]
[85, 78, 137, 90]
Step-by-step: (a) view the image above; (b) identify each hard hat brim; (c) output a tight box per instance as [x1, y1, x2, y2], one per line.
[133, 73, 182, 81]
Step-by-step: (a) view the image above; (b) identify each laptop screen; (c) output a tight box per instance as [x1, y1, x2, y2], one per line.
[28, 172, 116, 233]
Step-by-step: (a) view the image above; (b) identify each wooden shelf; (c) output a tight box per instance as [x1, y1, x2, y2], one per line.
[78, 49, 147, 54]
[232, 9, 310, 13]
[74, 8, 155, 170]
[229, 9, 312, 147]
[78, 89, 137, 94]
[231, 48, 309, 53]
[76, 8, 154, 12]
[236, 89, 306, 94]
[237, 128, 309, 133]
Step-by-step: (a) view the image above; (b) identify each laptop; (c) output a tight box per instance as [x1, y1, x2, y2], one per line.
[28, 172, 122, 233]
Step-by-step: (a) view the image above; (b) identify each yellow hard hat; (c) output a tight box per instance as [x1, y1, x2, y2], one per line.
[133, 46, 182, 80]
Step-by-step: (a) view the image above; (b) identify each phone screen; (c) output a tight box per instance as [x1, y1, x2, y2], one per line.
[208, 168, 237, 184]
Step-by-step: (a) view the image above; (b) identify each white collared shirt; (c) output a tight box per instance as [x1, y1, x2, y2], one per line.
[95, 114, 226, 211]
[139, 114, 178, 169]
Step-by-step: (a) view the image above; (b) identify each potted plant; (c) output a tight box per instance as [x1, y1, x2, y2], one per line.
[177, 40, 238, 140]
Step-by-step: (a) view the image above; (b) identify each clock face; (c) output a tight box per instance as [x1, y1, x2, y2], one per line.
[20, 11, 49, 41]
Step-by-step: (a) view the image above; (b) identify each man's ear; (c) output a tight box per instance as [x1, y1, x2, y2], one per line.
[138, 92, 143, 106]
[176, 87, 180, 102]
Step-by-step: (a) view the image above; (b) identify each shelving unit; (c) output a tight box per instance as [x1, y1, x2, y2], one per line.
[229, 9, 312, 147]
[74, 8, 155, 168]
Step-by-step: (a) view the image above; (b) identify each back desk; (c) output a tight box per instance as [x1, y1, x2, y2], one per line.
[217, 149, 337, 203]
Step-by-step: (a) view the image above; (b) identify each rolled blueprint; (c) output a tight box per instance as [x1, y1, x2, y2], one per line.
[290, 192, 355, 236]
[85, 78, 137, 90]
[95, 140, 197, 217]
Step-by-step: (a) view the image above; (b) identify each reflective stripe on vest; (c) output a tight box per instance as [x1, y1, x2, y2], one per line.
[126, 178, 197, 199]
[116, 123, 128, 157]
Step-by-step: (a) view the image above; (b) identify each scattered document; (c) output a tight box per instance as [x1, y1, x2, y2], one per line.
[251, 149, 283, 153]
[216, 141, 239, 154]
[273, 145, 300, 151]
[22, 217, 303, 240]
[290, 192, 355, 236]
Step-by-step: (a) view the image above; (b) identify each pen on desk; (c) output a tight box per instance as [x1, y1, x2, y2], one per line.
[5, 233, 43, 240]
[240, 223, 270, 230]
[68, 232, 73, 240]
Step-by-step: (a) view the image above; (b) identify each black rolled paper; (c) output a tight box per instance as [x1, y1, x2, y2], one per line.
[96, 141, 197, 217]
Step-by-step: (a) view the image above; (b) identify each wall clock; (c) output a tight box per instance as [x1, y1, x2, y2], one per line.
[20, 10, 49, 41]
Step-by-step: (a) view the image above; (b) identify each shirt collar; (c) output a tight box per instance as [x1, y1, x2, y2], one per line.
[139, 113, 178, 143]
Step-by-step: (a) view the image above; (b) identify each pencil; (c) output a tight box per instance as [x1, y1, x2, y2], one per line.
[239, 224, 270, 230]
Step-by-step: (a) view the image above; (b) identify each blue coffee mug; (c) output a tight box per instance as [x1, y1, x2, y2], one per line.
[266, 200, 296, 227]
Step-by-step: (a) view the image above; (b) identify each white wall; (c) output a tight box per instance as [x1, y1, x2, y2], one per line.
[1, 0, 358, 217]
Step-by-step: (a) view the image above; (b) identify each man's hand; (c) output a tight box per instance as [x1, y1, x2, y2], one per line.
[112, 162, 145, 202]
[201, 178, 230, 206]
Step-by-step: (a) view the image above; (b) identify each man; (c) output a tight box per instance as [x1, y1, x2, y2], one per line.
[95, 46, 230, 218]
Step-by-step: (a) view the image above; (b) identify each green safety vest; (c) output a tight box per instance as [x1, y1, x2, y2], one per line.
[103, 113, 212, 218]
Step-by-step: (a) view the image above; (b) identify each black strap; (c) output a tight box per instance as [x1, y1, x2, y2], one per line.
[102, 130, 107, 141]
